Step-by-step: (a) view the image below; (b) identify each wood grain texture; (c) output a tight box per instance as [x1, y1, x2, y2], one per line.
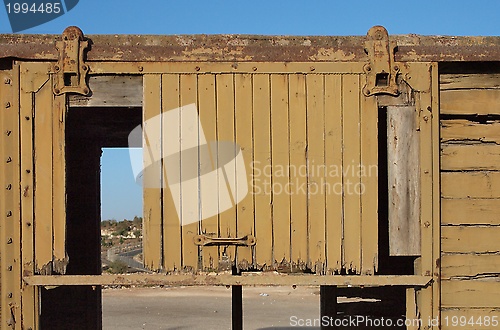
[442, 172, 500, 199]
[271, 74, 291, 266]
[441, 144, 500, 171]
[440, 73, 500, 90]
[197, 74, 219, 271]
[442, 199, 500, 225]
[216, 74, 237, 268]
[252, 74, 273, 269]
[34, 81, 53, 273]
[441, 254, 500, 279]
[441, 226, 500, 254]
[289, 74, 308, 271]
[324, 75, 342, 274]
[161, 73, 182, 271]
[180, 74, 200, 271]
[387, 106, 420, 256]
[143, 74, 163, 270]
[441, 89, 500, 115]
[306, 74, 326, 273]
[234, 73, 255, 269]
[342, 74, 361, 273]
[442, 280, 500, 308]
[69, 75, 143, 107]
[360, 92, 378, 273]
[441, 119, 500, 144]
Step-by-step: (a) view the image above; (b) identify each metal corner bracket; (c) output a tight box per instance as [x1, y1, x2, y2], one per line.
[53, 26, 90, 96]
[363, 26, 400, 97]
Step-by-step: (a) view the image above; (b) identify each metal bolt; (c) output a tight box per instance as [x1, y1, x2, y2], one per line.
[366, 65, 371, 72]
[6, 157, 12, 163]
[81, 65, 88, 71]
[6, 184, 11, 190]
[366, 90, 371, 95]
[7, 293, 12, 298]
[5, 102, 10, 108]
[423, 116, 429, 122]
[4, 77, 11, 84]
[7, 238, 12, 244]
[5, 130, 11, 136]
[83, 88, 89, 94]
[252, 67, 258, 71]
[26, 169, 30, 173]
[310, 66, 315, 72]
[54, 65, 60, 72]
[195, 66, 200, 72]
[138, 66, 144, 72]
[54, 88, 61, 94]
[7, 265, 12, 271]
[427, 106, 432, 112]
[25, 116, 30, 120]
[393, 66, 399, 71]
[424, 221, 430, 228]
[26, 222, 31, 227]
[6, 210, 12, 217]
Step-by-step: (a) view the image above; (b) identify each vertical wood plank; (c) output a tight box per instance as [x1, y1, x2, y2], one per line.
[360, 92, 379, 274]
[418, 67, 435, 325]
[161, 74, 182, 271]
[20, 65, 36, 328]
[234, 73, 255, 269]
[179, 74, 200, 272]
[252, 74, 273, 268]
[197, 74, 220, 271]
[387, 106, 420, 256]
[143, 74, 163, 270]
[216, 74, 237, 269]
[342, 74, 361, 273]
[34, 81, 53, 273]
[306, 74, 326, 273]
[52, 94, 67, 273]
[324, 75, 343, 274]
[289, 74, 308, 270]
[270, 74, 291, 266]
[431, 63, 441, 326]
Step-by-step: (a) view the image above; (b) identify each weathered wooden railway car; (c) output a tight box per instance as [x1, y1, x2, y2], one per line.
[0, 26, 499, 329]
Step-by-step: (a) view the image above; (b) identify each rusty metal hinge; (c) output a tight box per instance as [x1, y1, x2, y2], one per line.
[194, 234, 256, 247]
[363, 26, 400, 97]
[53, 26, 90, 96]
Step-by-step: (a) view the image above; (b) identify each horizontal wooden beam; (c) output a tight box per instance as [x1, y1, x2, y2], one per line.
[23, 274, 432, 287]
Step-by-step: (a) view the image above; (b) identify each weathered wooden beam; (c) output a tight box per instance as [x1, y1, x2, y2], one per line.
[68, 75, 142, 107]
[23, 274, 432, 287]
[387, 106, 421, 256]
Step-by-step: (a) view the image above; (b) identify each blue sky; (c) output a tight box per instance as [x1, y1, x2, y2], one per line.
[1, 0, 498, 220]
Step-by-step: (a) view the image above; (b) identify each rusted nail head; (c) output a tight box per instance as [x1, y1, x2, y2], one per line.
[310, 66, 315, 71]
[138, 66, 144, 72]
[54, 65, 60, 72]
[5, 102, 11, 108]
[7, 266, 12, 271]
[83, 88, 89, 95]
[252, 67, 257, 71]
[4, 77, 11, 84]
[81, 65, 88, 71]
[195, 66, 201, 71]
[54, 88, 61, 94]
[7, 293, 12, 298]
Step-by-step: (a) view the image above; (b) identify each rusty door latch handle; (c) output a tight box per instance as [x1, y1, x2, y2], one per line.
[194, 234, 256, 247]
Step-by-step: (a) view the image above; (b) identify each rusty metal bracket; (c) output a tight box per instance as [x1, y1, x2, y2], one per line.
[53, 26, 90, 96]
[363, 26, 400, 96]
[194, 234, 256, 247]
